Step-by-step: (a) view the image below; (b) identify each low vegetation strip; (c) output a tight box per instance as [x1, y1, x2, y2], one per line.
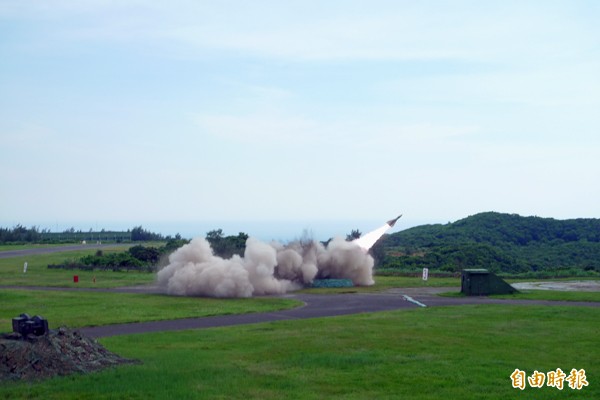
[0, 305, 597, 399]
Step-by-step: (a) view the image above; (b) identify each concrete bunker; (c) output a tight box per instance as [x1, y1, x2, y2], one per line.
[461, 269, 517, 296]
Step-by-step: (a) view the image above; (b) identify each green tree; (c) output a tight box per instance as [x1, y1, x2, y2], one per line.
[131, 226, 163, 241]
[129, 245, 160, 263]
[346, 229, 362, 241]
[206, 229, 248, 258]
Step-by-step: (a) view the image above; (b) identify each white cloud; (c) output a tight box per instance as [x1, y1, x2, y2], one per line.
[384, 62, 600, 108]
[6, 1, 598, 64]
[143, 2, 595, 64]
[192, 113, 309, 143]
[2, 1, 600, 226]
[192, 109, 480, 153]
[0, 123, 53, 147]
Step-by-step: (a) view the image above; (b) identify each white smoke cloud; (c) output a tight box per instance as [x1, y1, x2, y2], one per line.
[157, 235, 375, 298]
[317, 238, 374, 286]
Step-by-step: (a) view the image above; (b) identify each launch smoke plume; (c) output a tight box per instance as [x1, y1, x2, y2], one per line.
[157, 235, 375, 298]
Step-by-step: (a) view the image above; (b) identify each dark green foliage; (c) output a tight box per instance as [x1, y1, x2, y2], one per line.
[78, 253, 144, 270]
[163, 238, 190, 252]
[386, 212, 600, 248]
[128, 245, 160, 264]
[385, 243, 525, 274]
[48, 242, 191, 273]
[48, 254, 147, 272]
[0, 225, 42, 242]
[378, 212, 600, 276]
[0, 224, 131, 244]
[369, 239, 387, 266]
[205, 230, 248, 258]
[0, 224, 170, 244]
[345, 229, 362, 241]
[130, 226, 163, 241]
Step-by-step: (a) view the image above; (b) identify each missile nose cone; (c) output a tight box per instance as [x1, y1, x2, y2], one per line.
[386, 215, 402, 227]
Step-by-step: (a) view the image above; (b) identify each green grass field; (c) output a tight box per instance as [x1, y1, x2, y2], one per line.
[0, 244, 68, 251]
[1, 305, 597, 399]
[440, 289, 600, 302]
[300, 275, 460, 294]
[1, 247, 599, 398]
[0, 289, 301, 332]
[493, 290, 600, 302]
[0, 245, 155, 288]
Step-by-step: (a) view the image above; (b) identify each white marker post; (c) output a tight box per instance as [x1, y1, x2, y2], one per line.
[422, 267, 429, 281]
[23, 261, 28, 274]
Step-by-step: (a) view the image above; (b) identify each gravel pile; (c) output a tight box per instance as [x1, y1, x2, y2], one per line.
[0, 328, 137, 382]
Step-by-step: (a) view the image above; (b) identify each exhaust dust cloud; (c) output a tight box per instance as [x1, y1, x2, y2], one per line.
[157, 235, 376, 298]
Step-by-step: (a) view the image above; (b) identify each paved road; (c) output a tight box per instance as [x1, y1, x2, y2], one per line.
[0, 244, 131, 259]
[80, 292, 424, 338]
[78, 288, 600, 339]
[4, 285, 598, 339]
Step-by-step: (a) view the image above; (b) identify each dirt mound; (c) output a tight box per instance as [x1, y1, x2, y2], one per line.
[0, 328, 138, 382]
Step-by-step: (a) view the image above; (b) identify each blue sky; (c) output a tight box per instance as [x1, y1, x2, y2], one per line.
[1, 1, 599, 240]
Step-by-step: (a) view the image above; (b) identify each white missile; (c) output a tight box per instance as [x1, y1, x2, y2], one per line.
[386, 215, 402, 227]
[353, 214, 402, 251]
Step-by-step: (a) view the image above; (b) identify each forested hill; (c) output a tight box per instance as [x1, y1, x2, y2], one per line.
[377, 212, 600, 276]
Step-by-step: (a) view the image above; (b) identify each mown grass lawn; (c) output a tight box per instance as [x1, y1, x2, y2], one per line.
[299, 275, 460, 295]
[1, 305, 597, 399]
[439, 288, 600, 302]
[0, 289, 301, 332]
[492, 290, 600, 302]
[0, 244, 69, 251]
[0, 247, 155, 288]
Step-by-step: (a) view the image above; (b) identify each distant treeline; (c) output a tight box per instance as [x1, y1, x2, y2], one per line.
[0, 225, 173, 244]
[373, 212, 600, 278]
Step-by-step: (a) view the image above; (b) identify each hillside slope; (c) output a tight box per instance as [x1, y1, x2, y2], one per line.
[376, 212, 600, 276]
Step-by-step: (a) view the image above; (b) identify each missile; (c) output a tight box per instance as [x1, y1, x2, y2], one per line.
[386, 215, 402, 227]
[353, 215, 403, 251]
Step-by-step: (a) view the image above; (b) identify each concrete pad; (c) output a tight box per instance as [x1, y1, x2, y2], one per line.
[511, 280, 600, 292]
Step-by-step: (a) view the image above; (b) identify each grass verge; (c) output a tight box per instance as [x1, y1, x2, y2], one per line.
[0, 247, 155, 288]
[0, 244, 70, 251]
[491, 290, 600, 302]
[299, 275, 460, 294]
[1, 305, 597, 399]
[438, 289, 600, 302]
[1, 250, 461, 291]
[0, 289, 301, 332]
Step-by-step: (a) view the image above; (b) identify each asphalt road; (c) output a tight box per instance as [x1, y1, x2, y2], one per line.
[3, 284, 598, 339]
[77, 288, 599, 339]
